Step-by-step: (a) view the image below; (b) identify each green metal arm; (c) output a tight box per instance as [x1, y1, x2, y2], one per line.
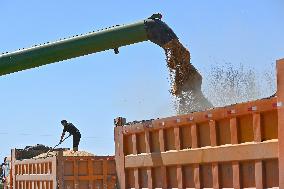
[0, 14, 177, 76]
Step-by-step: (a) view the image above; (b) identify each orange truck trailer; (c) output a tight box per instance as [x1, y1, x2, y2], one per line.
[114, 58, 284, 189]
[6, 149, 117, 189]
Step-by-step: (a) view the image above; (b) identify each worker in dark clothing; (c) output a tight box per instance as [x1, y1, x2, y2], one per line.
[0, 157, 7, 183]
[60, 120, 81, 151]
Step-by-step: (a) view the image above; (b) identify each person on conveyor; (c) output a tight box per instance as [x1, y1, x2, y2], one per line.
[60, 120, 81, 151]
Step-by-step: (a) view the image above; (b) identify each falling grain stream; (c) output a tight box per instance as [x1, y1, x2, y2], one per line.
[163, 39, 213, 114]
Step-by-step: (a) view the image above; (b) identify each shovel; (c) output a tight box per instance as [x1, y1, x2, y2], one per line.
[45, 135, 71, 158]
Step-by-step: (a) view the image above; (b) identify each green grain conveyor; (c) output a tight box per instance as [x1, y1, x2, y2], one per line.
[0, 14, 177, 76]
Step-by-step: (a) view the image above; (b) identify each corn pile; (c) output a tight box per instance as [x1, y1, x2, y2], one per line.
[33, 150, 95, 159]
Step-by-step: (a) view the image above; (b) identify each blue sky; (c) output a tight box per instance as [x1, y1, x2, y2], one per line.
[0, 1, 283, 160]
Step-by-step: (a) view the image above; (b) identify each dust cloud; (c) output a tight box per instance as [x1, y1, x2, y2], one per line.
[202, 62, 276, 107]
